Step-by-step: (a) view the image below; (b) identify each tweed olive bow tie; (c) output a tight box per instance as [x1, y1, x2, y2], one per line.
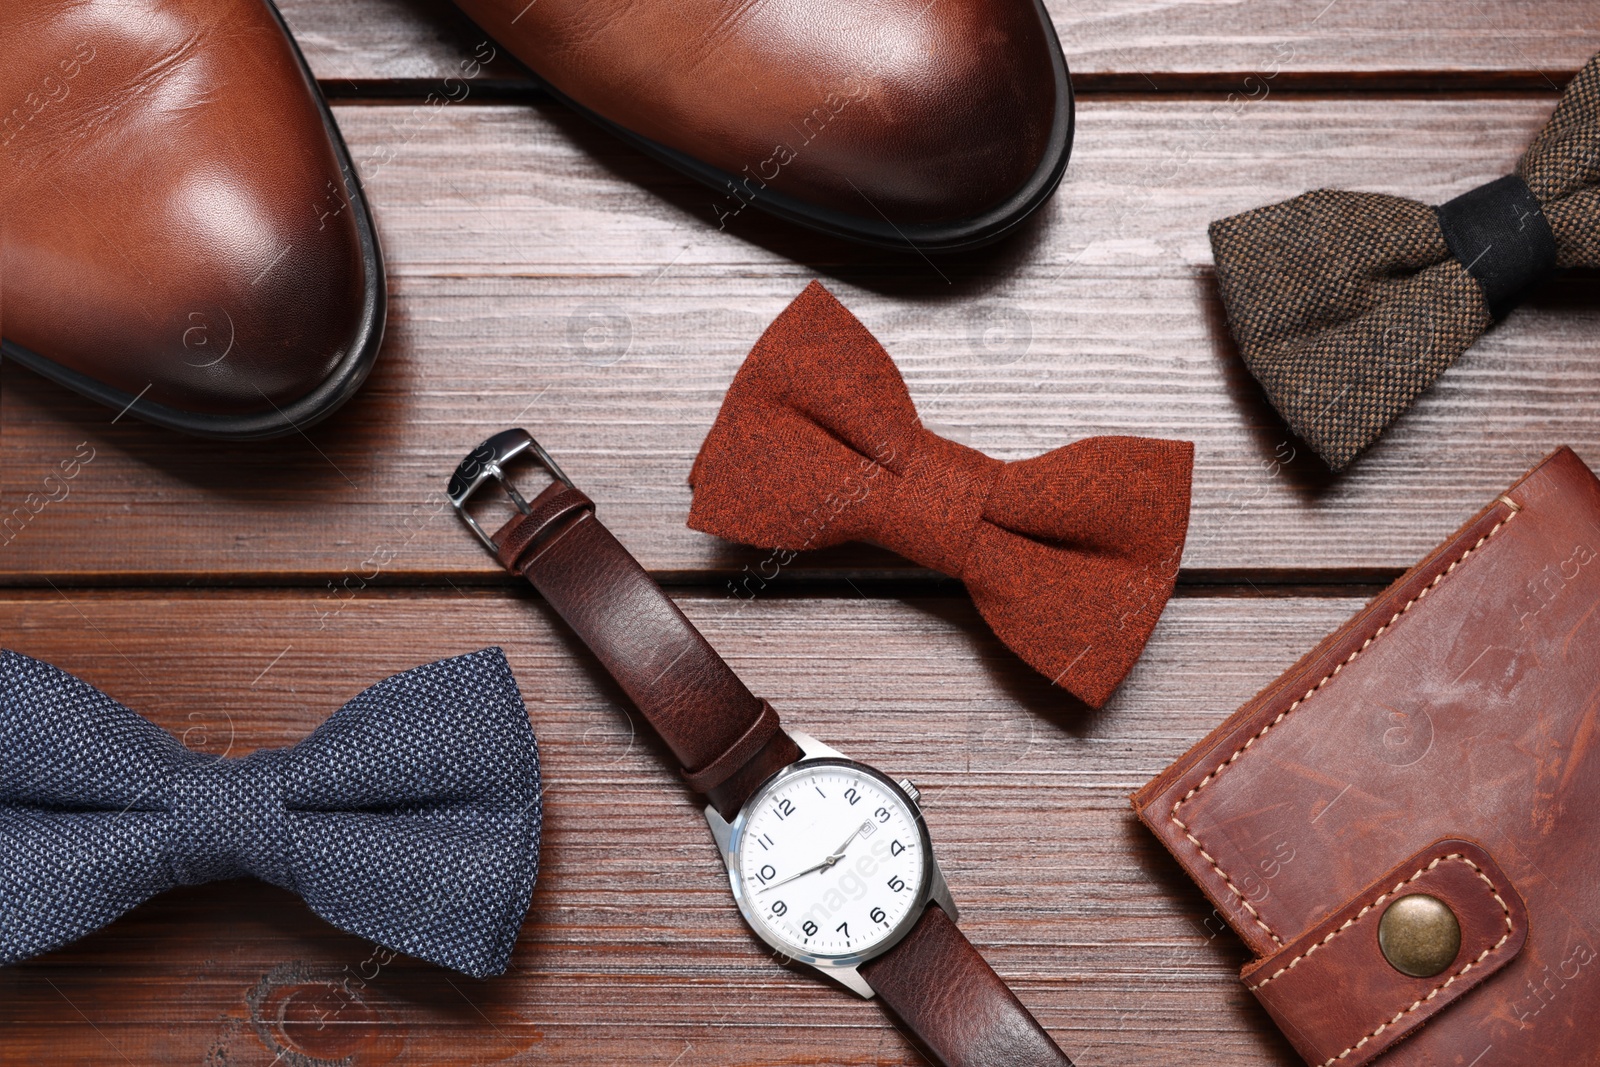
[687, 282, 1194, 708]
[0, 648, 540, 977]
[1209, 52, 1600, 472]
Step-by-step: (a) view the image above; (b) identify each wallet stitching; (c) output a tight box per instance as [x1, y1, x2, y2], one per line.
[1167, 508, 1517, 945]
[1247, 852, 1513, 993]
[1248, 852, 1513, 1066]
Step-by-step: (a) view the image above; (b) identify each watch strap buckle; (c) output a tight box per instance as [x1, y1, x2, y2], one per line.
[448, 428, 577, 554]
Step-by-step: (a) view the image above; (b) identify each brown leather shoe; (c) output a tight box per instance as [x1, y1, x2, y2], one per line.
[452, 0, 1072, 251]
[1, 0, 384, 439]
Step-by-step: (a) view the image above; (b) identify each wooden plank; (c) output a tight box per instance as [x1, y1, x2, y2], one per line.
[5, 97, 1594, 582]
[273, 0, 1599, 85]
[0, 588, 1361, 1065]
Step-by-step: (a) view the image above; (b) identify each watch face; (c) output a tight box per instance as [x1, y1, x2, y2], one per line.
[728, 760, 929, 963]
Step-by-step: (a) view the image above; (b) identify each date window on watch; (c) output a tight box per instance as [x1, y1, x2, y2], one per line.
[858, 819, 877, 839]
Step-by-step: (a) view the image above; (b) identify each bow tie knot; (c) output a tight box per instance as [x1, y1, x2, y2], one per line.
[870, 431, 1002, 579]
[167, 749, 292, 888]
[688, 282, 1194, 707]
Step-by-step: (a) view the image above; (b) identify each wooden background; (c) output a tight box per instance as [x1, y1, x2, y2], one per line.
[3, 1, 1596, 1063]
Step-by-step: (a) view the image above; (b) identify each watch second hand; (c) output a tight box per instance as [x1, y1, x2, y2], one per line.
[758, 821, 871, 893]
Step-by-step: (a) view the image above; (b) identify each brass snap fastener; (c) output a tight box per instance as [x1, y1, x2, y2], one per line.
[1378, 894, 1462, 978]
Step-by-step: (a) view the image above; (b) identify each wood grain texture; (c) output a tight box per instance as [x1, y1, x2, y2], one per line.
[4, 4, 1592, 1064]
[270, 0, 1600, 84]
[4, 97, 1596, 582]
[0, 589, 1365, 1066]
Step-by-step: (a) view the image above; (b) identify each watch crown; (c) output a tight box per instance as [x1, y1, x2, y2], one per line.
[896, 777, 921, 805]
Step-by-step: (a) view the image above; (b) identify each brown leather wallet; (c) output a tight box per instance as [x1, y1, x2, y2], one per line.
[1135, 446, 1600, 1066]
[450, 429, 1073, 1067]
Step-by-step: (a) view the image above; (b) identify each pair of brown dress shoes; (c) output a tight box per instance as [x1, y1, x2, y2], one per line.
[1, 0, 1072, 437]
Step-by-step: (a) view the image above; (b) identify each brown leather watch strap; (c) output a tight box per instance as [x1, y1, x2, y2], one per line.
[862, 904, 1074, 1067]
[490, 479, 799, 817]
[461, 438, 1072, 1067]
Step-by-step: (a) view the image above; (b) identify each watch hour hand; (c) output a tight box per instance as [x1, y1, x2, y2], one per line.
[824, 820, 873, 864]
[758, 821, 874, 893]
[757, 821, 875, 893]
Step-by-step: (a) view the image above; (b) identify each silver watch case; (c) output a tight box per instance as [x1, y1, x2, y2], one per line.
[704, 730, 958, 998]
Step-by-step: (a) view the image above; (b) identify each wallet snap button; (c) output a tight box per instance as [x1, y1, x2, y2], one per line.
[1378, 894, 1462, 977]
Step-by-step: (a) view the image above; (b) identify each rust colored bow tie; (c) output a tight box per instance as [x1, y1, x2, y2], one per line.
[687, 281, 1194, 708]
[1209, 52, 1600, 472]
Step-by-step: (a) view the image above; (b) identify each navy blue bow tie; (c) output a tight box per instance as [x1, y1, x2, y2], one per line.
[0, 647, 540, 978]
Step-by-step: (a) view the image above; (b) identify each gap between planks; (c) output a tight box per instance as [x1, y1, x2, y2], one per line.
[317, 69, 1574, 105]
[0, 572, 1400, 597]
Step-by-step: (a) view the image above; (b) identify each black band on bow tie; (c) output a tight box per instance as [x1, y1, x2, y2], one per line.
[1434, 174, 1557, 321]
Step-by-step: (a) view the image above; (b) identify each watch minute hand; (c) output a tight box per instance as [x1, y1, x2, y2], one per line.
[757, 858, 834, 893]
[757, 821, 874, 894]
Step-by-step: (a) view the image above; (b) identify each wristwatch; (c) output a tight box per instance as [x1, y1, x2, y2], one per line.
[450, 429, 1074, 1067]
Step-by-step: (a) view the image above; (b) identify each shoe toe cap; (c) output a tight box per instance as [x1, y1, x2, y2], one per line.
[484, 0, 1069, 237]
[808, 2, 1065, 224]
[150, 164, 376, 417]
[1, 0, 381, 430]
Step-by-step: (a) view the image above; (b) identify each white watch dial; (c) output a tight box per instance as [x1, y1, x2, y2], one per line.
[733, 763, 926, 959]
